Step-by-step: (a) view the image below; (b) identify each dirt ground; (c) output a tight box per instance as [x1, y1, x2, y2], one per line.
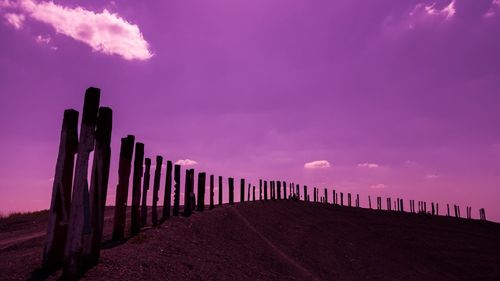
[1, 201, 499, 281]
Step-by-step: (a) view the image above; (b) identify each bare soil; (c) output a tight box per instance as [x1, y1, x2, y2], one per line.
[1, 201, 499, 281]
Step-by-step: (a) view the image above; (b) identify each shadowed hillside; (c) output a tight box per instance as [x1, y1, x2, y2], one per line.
[1, 201, 500, 280]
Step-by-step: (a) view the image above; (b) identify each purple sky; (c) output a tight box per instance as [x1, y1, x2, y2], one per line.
[1, 0, 499, 221]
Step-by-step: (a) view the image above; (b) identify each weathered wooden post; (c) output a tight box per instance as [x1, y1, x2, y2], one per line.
[259, 179, 262, 201]
[64, 88, 100, 278]
[43, 110, 79, 269]
[130, 143, 144, 236]
[436, 203, 439, 215]
[247, 183, 251, 201]
[283, 182, 287, 200]
[304, 186, 308, 202]
[277, 181, 282, 200]
[240, 178, 245, 203]
[431, 203, 435, 216]
[113, 135, 135, 241]
[400, 199, 404, 212]
[218, 176, 223, 205]
[141, 158, 151, 225]
[209, 174, 215, 209]
[264, 180, 268, 201]
[83, 107, 113, 266]
[173, 165, 181, 216]
[151, 156, 163, 225]
[356, 194, 360, 207]
[340, 192, 344, 206]
[183, 169, 194, 216]
[162, 161, 173, 221]
[196, 172, 206, 211]
[229, 177, 234, 205]
[368, 196, 372, 209]
[313, 187, 316, 202]
[324, 188, 328, 204]
[252, 185, 255, 201]
[333, 190, 336, 205]
[348, 193, 352, 207]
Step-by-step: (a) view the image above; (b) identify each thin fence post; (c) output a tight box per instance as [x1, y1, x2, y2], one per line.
[229, 177, 234, 205]
[368, 196, 372, 209]
[304, 186, 308, 202]
[64, 88, 100, 278]
[141, 158, 151, 225]
[259, 179, 262, 201]
[209, 174, 214, 209]
[196, 172, 206, 211]
[130, 143, 144, 236]
[264, 180, 268, 201]
[43, 109, 79, 269]
[172, 165, 181, 216]
[112, 140, 134, 239]
[253, 185, 256, 201]
[248, 183, 251, 201]
[218, 176, 223, 205]
[277, 181, 282, 200]
[162, 161, 173, 221]
[151, 156, 163, 225]
[183, 169, 194, 216]
[240, 178, 245, 203]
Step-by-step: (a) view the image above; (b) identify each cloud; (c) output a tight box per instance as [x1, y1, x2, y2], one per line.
[35, 34, 50, 44]
[485, 0, 500, 18]
[4, 12, 24, 29]
[357, 163, 379, 169]
[304, 160, 331, 169]
[175, 159, 198, 166]
[425, 174, 440, 180]
[3, 0, 152, 60]
[370, 183, 388, 189]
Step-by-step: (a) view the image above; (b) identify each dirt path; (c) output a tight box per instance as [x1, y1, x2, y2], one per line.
[230, 207, 321, 281]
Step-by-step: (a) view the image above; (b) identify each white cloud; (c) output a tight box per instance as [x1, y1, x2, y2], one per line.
[485, 0, 500, 18]
[3, 0, 152, 60]
[304, 160, 331, 169]
[4, 12, 24, 29]
[35, 34, 50, 44]
[175, 159, 198, 166]
[357, 163, 379, 169]
[370, 183, 388, 189]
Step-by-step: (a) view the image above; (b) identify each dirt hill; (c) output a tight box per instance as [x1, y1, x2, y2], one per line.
[1, 201, 500, 280]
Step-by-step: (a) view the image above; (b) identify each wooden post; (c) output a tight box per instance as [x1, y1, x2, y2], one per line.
[259, 179, 262, 201]
[356, 194, 360, 208]
[196, 172, 206, 211]
[264, 180, 268, 201]
[64, 88, 100, 278]
[313, 187, 316, 202]
[277, 181, 281, 200]
[209, 174, 215, 209]
[340, 192, 344, 206]
[43, 109, 79, 269]
[141, 158, 151, 225]
[229, 177, 234, 205]
[324, 188, 328, 204]
[333, 190, 336, 205]
[151, 156, 163, 225]
[348, 193, 351, 207]
[172, 164, 181, 216]
[368, 196, 372, 209]
[130, 142, 144, 236]
[247, 183, 251, 201]
[304, 186, 308, 202]
[283, 182, 287, 200]
[82, 107, 113, 266]
[162, 161, 173, 221]
[218, 176, 223, 205]
[183, 169, 194, 216]
[240, 178, 245, 203]
[253, 185, 255, 201]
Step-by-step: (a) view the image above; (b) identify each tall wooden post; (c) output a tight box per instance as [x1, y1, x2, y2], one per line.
[151, 156, 163, 225]
[253, 185, 256, 201]
[324, 188, 328, 204]
[162, 161, 173, 221]
[304, 186, 308, 202]
[112, 135, 135, 241]
[64, 88, 100, 279]
[130, 142, 144, 235]
[173, 165, 181, 216]
[240, 178, 245, 203]
[277, 181, 281, 200]
[183, 169, 194, 216]
[82, 107, 112, 266]
[264, 181, 268, 201]
[43, 109, 79, 269]
[283, 182, 287, 200]
[247, 183, 251, 201]
[141, 158, 151, 225]
[209, 174, 215, 209]
[228, 177, 234, 205]
[197, 172, 206, 211]
[259, 179, 262, 201]
[218, 176, 223, 205]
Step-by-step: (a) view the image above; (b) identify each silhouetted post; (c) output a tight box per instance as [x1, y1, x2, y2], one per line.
[447, 204, 450, 216]
[44, 110, 79, 269]
[209, 175, 215, 210]
[356, 194, 360, 207]
[248, 183, 251, 201]
[436, 203, 439, 215]
[64, 88, 100, 279]
[130, 143, 144, 236]
[253, 185, 255, 201]
[333, 190, 336, 205]
[387, 198, 391, 211]
[264, 181, 268, 201]
[324, 188, 328, 204]
[479, 208, 486, 220]
[283, 182, 287, 200]
[431, 203, 435, 216]
[277, 181, 281, 200]
[196, 172, 206, 211]
[173, 165, 181, 216]
[424, 202, 427, 213]
[259, 179, 262, 201]
[151, 156, 163, 225]
[240, 178, 245, 203]
[400, 199, 404, 212]
[183, 169, 194, 216]
[304, 186, 308, 202]
[297, 184, 301, 199]
[82, 107, 113, 266]
[162, 161, 173, 220]
[368, 196, 372, 209]
[229, 177, 234, 205]
[141, 158, 151, 225]
[218, 176, 223, 205]
[348, 193, 352, 207]
[340, 193, 344, 206]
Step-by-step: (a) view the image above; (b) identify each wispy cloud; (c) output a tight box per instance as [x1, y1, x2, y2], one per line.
[304, 160, 331, 169]
[4, 12, 24, 29]
[425, 174, 440, 180]
[1, 0, 152, 60]
[370, 183, 388, 189]
[175, 159, 198, 166]
[357, 163, 379, 169]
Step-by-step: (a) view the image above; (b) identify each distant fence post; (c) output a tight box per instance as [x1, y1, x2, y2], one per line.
[240, 178, 245, 203]
[151, 156, 163, 225]
[218, 176, 223, 205]
[130, 143, 144, 236]
[368, 196, 372, 209]
[183, 169, 194, 216]
[264, 181, 268, 201]
[141, 158, 151, 225]
[313, 187, 317, 202]
[324, 188, 328, 204]
[173, 165, 181, 216]
[253, 185, 256, 201]
[210, 174, 215, 209]
[64, 88, 100, 279]
[248, 183, 251, 201]
[229, 177, 234, 205]
[43, 109, 79, 269]
[340, 193, 344, 206]
[259, 179, 262, 201]
[162, 161, 173, 221]
[348, 193, 352, 207]
[196, 172, 206, 211]
[277, 181, 282, 200]
[304, 186, 308, 202]
[356, 194, 360, 208]
[283, 182, 287, 200]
